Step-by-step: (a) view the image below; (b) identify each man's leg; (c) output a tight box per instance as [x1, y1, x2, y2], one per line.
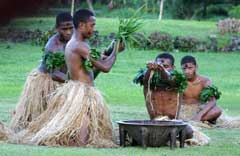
[201, 106, 222, 123]
[68, 113, 90, 146]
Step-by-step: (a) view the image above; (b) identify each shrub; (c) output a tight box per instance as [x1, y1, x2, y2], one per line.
[33, 29, 56, 46]
[221, 37, 240, 52]
[173, 36, 198, 52]
[206, 4, 230, 16]
[131, 32, 150, 49]
[217, 18, 240, 34]
[207, 35, 218, 52]
[148, 32, 173, 51]
[89, 31, 102, 47]
[229, 5, 240, 19]
[196, 41, 208, 52]
[4, 29, 41, 42]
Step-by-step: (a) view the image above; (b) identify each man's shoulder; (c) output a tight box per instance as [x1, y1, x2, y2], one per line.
[44, 34, 59, 52]
[198, 75, 212, 86]
[66, 40, 89, 55]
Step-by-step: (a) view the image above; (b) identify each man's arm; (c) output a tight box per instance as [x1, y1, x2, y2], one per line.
[143, 62, 173, 85]
[50, 70, 67, 83]
[91, 46, 117, 73]
[147, 62, 171, 79]
[93, 41, 125, 79]
[193, 97, 216, 121]
[93, 49, 107, 79]
[193, 78, 216, 121]
[77, 43, 117, 73]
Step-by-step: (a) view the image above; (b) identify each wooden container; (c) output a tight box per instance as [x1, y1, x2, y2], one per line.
[117, 120, 187, 149]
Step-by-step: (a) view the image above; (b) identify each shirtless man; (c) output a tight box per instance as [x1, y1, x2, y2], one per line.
[65, 12, 117, 84]
[64, 9, 118, 146]
[144, 53, 193, 139]
[39, 12, 73, 82]
[181, 55, 222, 123]
[144, 53, 176, 119]
[20, 9, 121, 147]
[10, 12, 73, 132]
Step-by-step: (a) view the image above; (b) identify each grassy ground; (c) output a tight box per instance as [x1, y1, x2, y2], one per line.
[0, 17, 240, 155]
[0, 41, 240, 156]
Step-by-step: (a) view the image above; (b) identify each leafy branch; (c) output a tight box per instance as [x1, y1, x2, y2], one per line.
[83, 48, 101, 72]
[105, 6, 143, 55]
[42, 51, 65, 72]
[200, 85, 221, 103]
[133, 68, 188, 93]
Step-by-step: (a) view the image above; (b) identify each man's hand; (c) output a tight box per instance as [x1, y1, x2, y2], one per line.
[101, 51, 108, 60]
[146, 61, 163, 71]
[117, 41, 125, 53]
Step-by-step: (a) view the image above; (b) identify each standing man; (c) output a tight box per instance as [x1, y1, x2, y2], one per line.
[180, 55, 222, 123]
[10, 12, 73, 132]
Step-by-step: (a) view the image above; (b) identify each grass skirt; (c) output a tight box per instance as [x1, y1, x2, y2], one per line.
[0, 122, 12, 141]
[179, 104, 200, 121]
[216, 113, 240, 128]
[19, 80, 116, 147]
[10, 69, 59, 132]
[185, 122, 211, 146]
[179, 104, 240, 128]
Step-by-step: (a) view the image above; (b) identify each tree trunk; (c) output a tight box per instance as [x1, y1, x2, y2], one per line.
[145, 0, 148, 13]
[71, 0, 75, 16]
[86, 0, 94, 12]
[108, 0, 114, 10]
[202, 0, 207, 18]
[158, 0, 164, 21]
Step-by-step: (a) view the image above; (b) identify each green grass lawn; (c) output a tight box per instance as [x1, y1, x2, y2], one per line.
[0, 17, 240, 156]
[0, 41, 240, 156]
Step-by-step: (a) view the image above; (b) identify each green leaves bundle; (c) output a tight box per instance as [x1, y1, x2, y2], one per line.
[170, 70, 188, 93]
[83, 48, 101, 72]
[150, 71, 162, 90]
[116, 17, 142, 46]
[105, 12, 143, 56]
[200, 85, 221, 103]
[42, 51, 65, 72]
[133, 68, 146, 86]
[133, 68, 188, 93]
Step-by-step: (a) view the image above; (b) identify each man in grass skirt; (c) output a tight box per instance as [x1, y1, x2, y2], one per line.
[19, 9, 124, 147]
[180, 55, 240, 129]
[10, 12, 73, 133]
